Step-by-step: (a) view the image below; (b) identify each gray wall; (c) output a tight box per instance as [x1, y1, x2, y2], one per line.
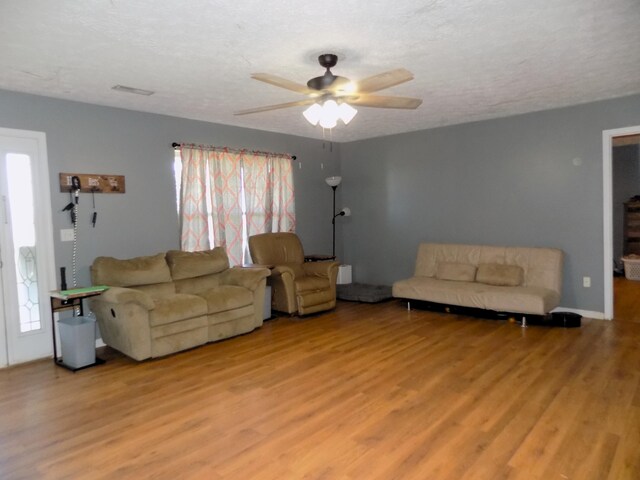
[612, 144, 640, 264]
[0, 89, 341, 288]
[341, 94, 640, 313]
[3, 87, 640, 314]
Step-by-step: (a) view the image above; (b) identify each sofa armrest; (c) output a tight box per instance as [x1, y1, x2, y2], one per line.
[222, 267, 271, 291]
[302, 261, 340, 278]
[89, 289, 155, 361]
[270, 265, 296, 278]
[98, 286, 155, 310]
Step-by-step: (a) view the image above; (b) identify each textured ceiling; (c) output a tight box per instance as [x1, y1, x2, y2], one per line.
[1, 0, 639, 142]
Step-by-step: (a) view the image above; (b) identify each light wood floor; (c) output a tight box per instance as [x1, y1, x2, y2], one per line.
[615, 276, 640, 323]
[1, 294, 640, 479]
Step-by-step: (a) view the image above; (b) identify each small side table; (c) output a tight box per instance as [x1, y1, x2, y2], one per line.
[50, 286, 109, 372]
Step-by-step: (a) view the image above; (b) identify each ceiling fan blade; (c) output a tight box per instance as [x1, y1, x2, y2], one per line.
[251, 73, 315, 95]
[234, 98, 317, 116]
[349, 94, 422, 109]
[356, 68, 415, 93]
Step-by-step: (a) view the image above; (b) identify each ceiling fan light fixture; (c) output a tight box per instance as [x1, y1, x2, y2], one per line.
[319, 100, 339, 129]
[303, 103, 322, 126]
[304, 99, 358, 128]
[338, 102, 358, 125]
[240, 54, 422, 122]
[319, 116, 337, 129]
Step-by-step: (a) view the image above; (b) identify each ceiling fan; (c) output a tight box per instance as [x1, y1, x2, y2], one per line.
[235, 54, 422, 127]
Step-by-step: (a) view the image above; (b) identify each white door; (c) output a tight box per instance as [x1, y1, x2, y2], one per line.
[0, 128, 56, 366]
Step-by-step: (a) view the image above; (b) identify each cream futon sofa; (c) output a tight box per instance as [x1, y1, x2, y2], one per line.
[90, 248, 270, 360]
[392, 243, 564, 315]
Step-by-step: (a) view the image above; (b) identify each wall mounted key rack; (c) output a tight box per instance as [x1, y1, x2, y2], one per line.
[59, 173, 126, 193]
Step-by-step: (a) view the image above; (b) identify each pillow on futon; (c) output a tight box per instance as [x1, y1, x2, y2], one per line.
[435, 262, 477, 282]
[475, 263, 524, 286]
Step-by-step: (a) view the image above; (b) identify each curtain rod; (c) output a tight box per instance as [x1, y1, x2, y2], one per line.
[172, 142, 296, 160]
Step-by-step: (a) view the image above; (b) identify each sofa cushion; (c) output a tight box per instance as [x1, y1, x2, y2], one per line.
[295, 275, 331, 293]
[392, 276, 558, 315]
[99, 286, 155, 310]
[148, 294, 208, 327]
[91, 253, 171, 287]
[393, 276, 486, 309]
[482, 286, 560, 315]
[135, 282, 176, 299]
[151, 316, 208, 339]
[476, 263, 524, 286]
[197, 285, 253, 313]
[297, 288, 334, 307]
[435, 262, 477, 282]
[166, 248, 230, 281]
[174, 274, 221, 295]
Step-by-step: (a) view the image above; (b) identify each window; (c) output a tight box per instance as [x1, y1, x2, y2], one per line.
[175, 145, 295, 265]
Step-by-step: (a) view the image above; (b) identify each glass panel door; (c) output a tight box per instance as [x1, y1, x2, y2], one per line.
[0, 130, 54, 365]
[6, 154, 41, 333]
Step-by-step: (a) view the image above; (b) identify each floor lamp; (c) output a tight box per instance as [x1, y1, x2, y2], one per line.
[326, 176, 351, 258]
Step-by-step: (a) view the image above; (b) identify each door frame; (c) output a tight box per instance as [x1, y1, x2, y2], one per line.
[602, 124, 640, 320]
[0, 127, 55, 366]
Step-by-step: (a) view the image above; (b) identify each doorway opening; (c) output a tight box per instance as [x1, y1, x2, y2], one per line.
[603, 126, 640, 320]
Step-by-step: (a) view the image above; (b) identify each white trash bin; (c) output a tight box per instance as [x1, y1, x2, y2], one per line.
[58, 316, 96, 369]
[337, 265, 352, 285]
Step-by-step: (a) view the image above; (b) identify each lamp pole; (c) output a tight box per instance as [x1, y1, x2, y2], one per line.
[331, 184, 337, 258]
[325, 176, 343, 259]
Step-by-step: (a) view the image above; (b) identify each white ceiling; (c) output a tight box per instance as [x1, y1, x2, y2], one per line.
[1, 0, 640, 143]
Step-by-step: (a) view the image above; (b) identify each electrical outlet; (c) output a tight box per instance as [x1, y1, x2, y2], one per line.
[60, 229, 74, 242]
[583, 276, 591, 288]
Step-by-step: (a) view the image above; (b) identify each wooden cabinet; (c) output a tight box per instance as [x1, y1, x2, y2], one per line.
[623, 201, 640, 255]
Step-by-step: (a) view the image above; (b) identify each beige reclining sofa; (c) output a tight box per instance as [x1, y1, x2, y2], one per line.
[393, 243, 564, 315]
[90, 248, 270, 360]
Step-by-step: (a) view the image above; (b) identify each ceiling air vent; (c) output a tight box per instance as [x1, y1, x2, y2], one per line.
[111, 85, 155, 96]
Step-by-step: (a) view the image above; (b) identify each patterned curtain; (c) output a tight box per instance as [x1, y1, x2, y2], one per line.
[208, 150, 244, 265]
[243, 153, 295, 238]
[179, 145, 295, 265]
[179, 146, 210, 251]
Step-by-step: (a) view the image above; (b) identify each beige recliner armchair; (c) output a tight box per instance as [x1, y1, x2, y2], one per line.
[248, 232, 339, 315]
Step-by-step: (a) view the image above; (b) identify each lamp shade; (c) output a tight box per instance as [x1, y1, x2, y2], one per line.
[303, 103, 322, 126]
[338, 103, 358, 125]
[340, 207, 351, 217]
[319, 100, 339, 129]
[325, 176, 342, 187]
[304, 100, 358, 128]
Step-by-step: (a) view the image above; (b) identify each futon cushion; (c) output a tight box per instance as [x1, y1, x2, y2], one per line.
[435, 262, 477, 282]
[476, 263, 524, 286]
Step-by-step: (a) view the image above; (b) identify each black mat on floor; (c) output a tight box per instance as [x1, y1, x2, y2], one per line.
[337, 283, 393, 303]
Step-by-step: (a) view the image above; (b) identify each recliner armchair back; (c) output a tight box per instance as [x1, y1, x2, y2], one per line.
[248, 232, 339, 315]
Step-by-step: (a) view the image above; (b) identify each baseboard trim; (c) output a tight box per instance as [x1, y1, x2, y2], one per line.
[553, 307, 606, 320]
